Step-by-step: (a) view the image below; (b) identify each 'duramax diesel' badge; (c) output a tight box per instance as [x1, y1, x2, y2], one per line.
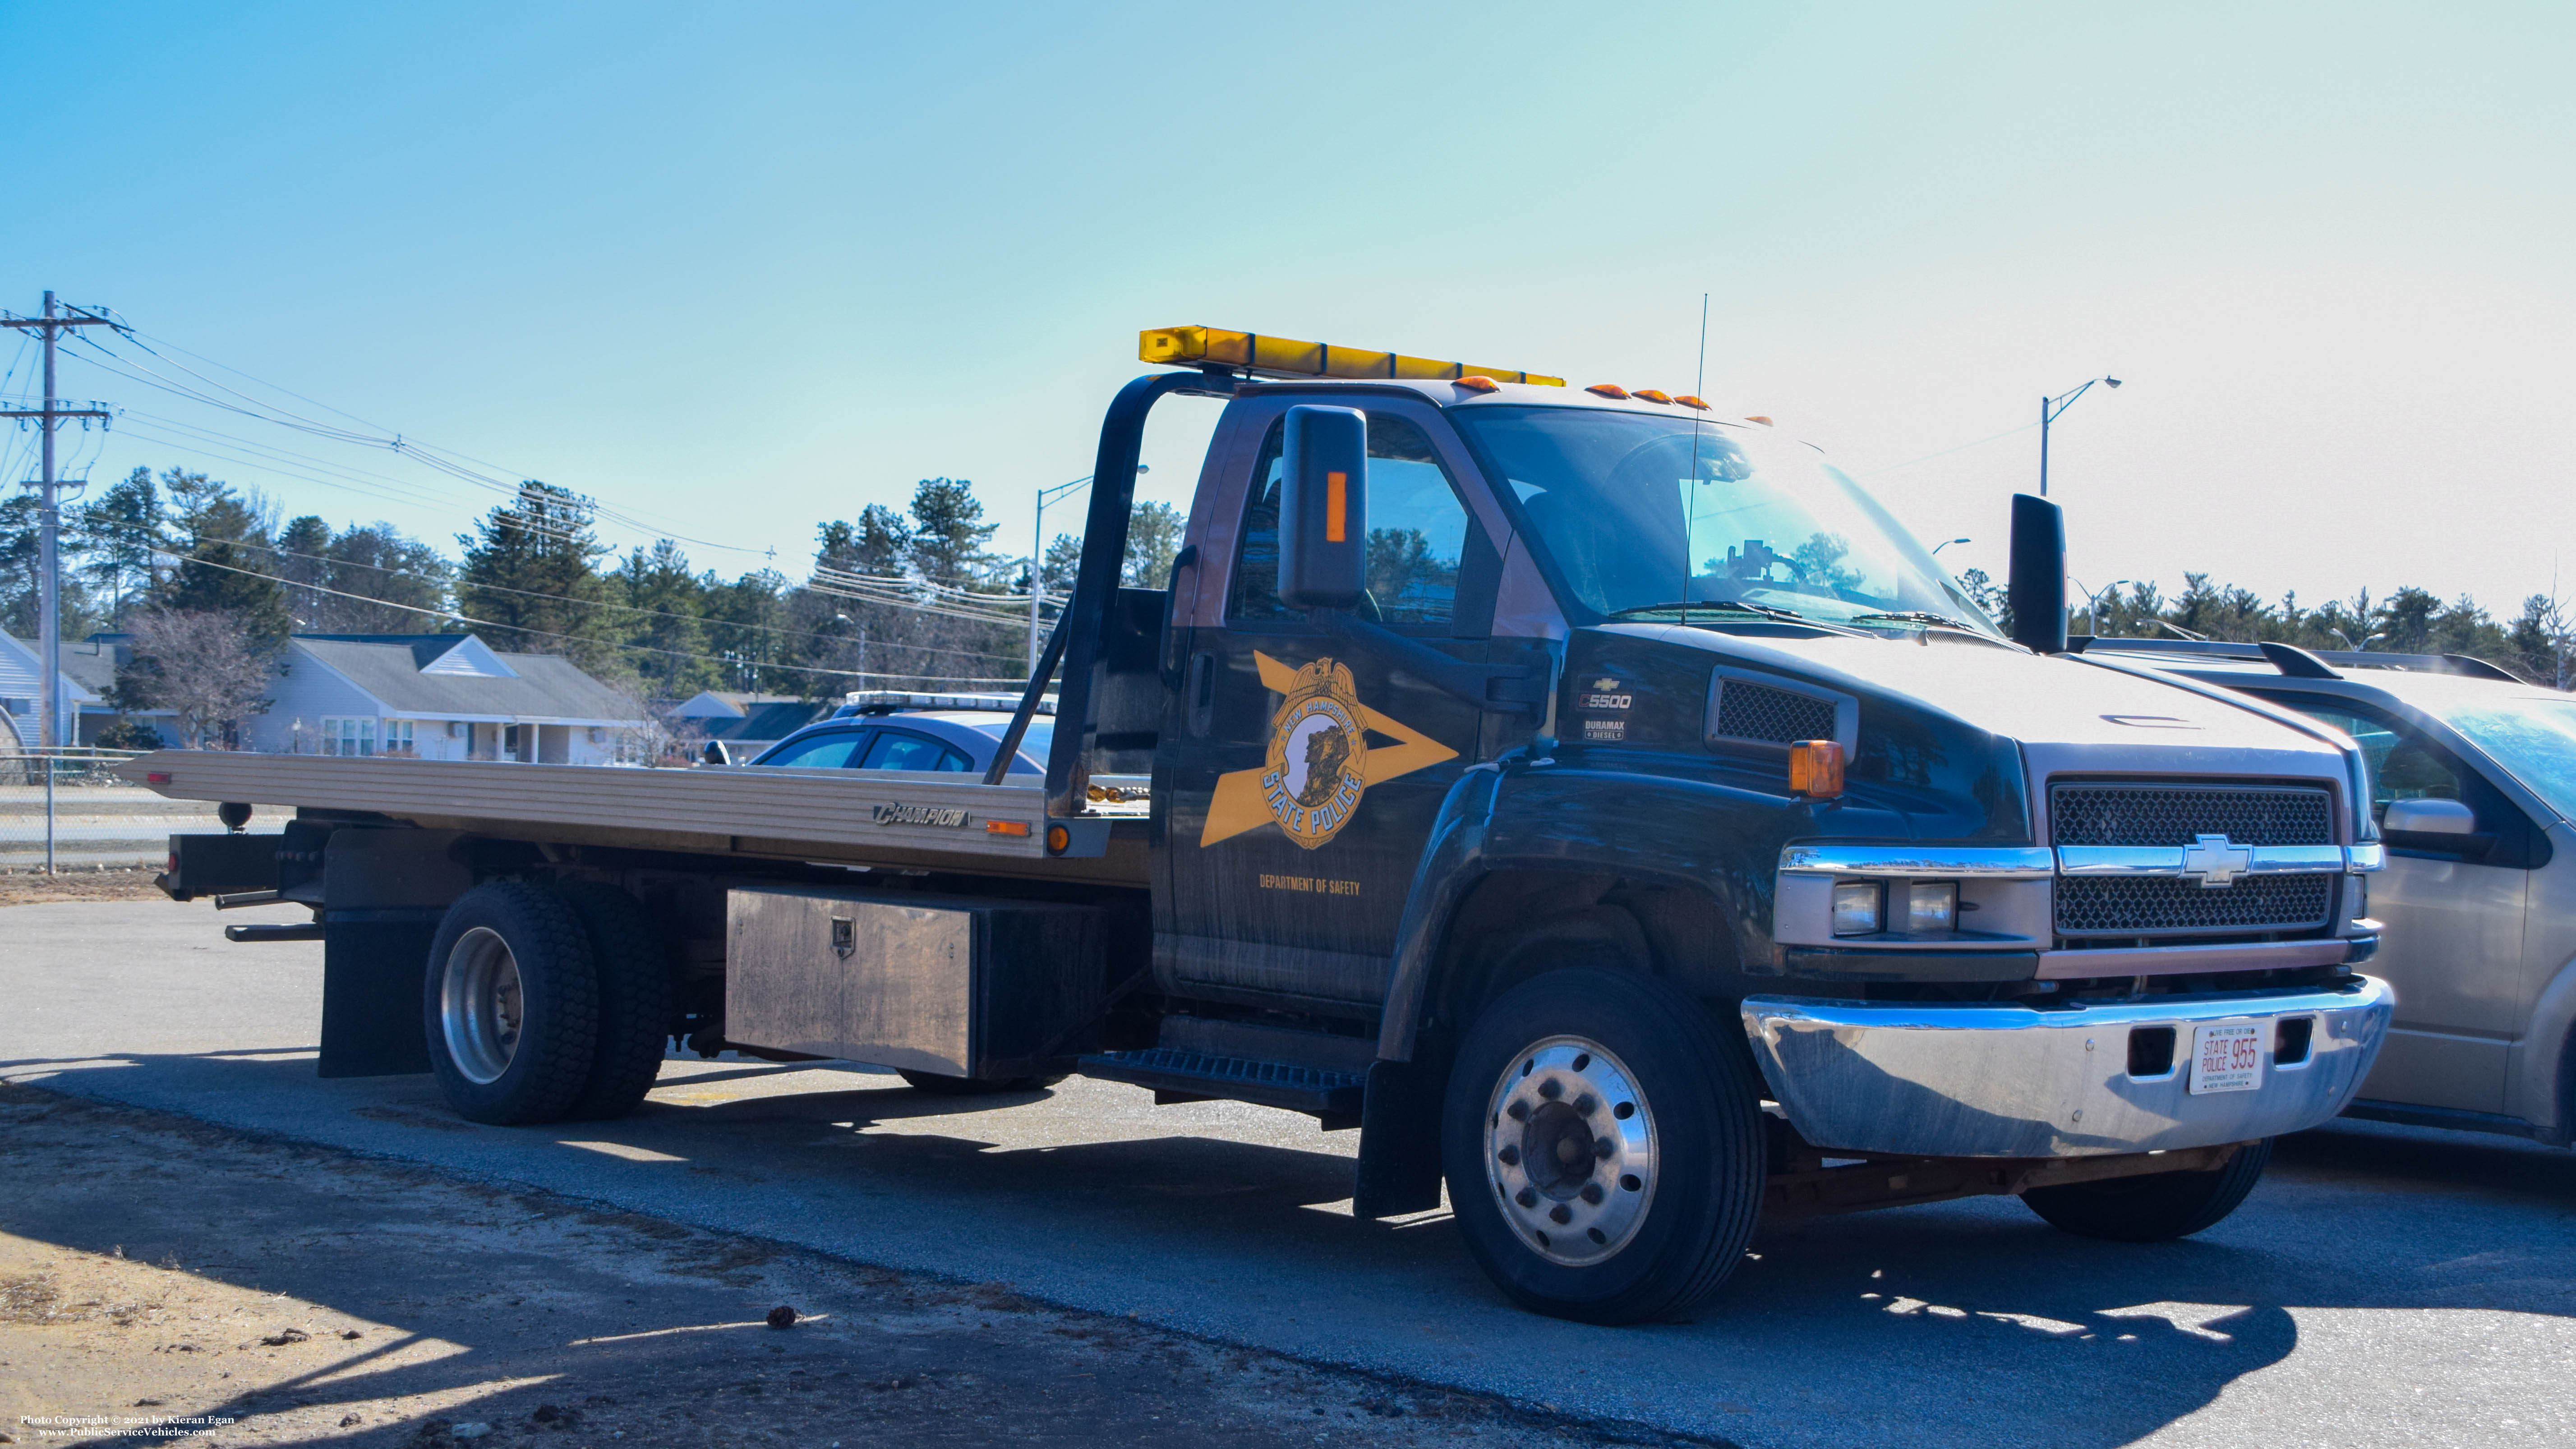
[1260, 657, 1368, 849]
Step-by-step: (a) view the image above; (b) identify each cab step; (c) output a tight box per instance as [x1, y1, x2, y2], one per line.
[1077, 1049, 1367, 1118]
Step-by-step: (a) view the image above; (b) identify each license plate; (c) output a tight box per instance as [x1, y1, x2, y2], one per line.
[2191, 1022, 2265, 1095]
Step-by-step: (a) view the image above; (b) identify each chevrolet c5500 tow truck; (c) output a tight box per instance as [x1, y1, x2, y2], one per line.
[134, 326, 2393, 1324]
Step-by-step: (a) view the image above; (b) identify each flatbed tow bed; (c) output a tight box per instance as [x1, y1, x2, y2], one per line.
[125, 754, 1152, 886]
[128, 325, 2394, 1325]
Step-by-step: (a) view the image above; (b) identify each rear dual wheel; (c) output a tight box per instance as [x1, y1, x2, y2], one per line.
[1442, 968, 1765, 1325]
[425, 881, 673, 1126]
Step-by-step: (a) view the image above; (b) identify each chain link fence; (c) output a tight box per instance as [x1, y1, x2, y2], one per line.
[0, 748, 285, 874]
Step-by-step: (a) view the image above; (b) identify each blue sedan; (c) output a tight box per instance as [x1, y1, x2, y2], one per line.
[740, 706, 1051, 776]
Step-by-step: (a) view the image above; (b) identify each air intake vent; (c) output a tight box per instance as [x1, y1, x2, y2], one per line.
[1711, 678, 1838, 746]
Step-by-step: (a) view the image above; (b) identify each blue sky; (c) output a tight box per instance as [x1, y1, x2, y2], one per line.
[5, 1, 2569, 615]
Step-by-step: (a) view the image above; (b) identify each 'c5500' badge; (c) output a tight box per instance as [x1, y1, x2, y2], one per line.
[1261, 658, 1369, 849]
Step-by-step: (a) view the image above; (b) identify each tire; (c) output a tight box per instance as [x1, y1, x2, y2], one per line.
[897, 1070, 1062, 1095]
[423, 881, 600, 1126]
[553, 881, 676, 1122]
[2023, 1139, 2273, 1242]
[1440, 967, 1765, 1325]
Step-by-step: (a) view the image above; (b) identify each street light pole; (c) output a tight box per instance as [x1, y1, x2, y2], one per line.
[1027, 465, 1145, 676]
[2072, 577, 2133, 638]
[2039, 375, 2122, 498]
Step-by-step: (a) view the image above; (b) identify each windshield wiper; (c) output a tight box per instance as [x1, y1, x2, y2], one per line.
[1607, 598, 1815, 623]
[1847, 610, 1978, 630]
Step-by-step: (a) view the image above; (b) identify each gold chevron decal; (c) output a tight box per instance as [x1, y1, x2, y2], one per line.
[1198, 652, 1460, 850]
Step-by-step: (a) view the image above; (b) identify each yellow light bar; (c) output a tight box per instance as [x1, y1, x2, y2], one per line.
[1140, 326, 1564, 387]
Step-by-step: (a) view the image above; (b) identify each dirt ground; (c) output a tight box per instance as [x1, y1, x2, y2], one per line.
[0, 869, 172, 908]
[0, 1086, 1707, 1449]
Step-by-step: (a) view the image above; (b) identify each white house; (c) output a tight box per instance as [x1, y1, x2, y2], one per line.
[0, 628, 99, 747]
[243, 634, 650, 764]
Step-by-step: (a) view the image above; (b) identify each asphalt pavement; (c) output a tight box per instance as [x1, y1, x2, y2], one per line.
[7, 897, 2574, 1448]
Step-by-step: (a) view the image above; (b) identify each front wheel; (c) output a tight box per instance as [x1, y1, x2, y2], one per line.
[2022, 1139, 2273, 1242]
[1441, 968, 1765, 1325]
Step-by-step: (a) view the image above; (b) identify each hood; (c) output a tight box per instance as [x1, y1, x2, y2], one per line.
[1601, 622, 2354, 802]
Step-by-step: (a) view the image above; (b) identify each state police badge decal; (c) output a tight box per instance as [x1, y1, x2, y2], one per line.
[1260, 656, 1369, 850]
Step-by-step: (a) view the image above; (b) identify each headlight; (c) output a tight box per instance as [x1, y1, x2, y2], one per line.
[1831, 881, 1884, 936]
[1904, 880, 1958, 933]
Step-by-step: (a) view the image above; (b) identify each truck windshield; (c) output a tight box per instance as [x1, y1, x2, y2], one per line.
[1451, 405, 1998, 634]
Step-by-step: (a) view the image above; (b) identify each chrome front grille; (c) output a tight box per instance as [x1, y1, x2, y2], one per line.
[2056, 874, 2335, 938]
[2051, 783, 2333, 847]
[2051, 781, 2339, 939]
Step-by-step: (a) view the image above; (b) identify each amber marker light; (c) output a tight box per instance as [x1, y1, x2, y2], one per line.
[1673, 396, 1711, 410]
[1585, 383, 1630, 399]
[1631, 389, 1674, 405]
[1788, 740, 1845, 799]
[1453, 376, 1500, 393]
[986, 820, 1031, 837]
[1046, 824, 1072, 855]
[1744, 415, 1774, 426]
[1325, 470, 1348, 542]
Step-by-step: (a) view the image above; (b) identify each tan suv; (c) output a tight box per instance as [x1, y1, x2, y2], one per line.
[2093, 637, 2576, 1142]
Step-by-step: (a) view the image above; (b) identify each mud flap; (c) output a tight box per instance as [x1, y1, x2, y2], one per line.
[319, 910, 443, 1077]
[1353, 1057, 1446, 1219]
[315, 828, 470, 1078]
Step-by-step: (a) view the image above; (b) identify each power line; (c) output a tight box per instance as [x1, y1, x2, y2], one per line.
[165, 550, 1027, 686]
[65, 330, 776, 557]
[203, 533, 1028, 665]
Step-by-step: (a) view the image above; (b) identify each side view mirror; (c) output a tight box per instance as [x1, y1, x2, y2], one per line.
[2007, 493, 2067, 654]
[1278, 404, 1368, 612]
[701, 740, 733, 767]
[2383, 797, 2476, 835]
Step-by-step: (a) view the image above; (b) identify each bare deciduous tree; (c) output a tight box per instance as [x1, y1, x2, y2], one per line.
[111, 608, 273, 749]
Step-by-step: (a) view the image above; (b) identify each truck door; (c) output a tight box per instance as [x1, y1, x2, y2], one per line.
[1157, 396, 1507, 1009]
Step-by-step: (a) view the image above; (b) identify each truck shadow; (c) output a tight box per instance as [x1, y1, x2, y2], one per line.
[16, 1056, 2576, 1448]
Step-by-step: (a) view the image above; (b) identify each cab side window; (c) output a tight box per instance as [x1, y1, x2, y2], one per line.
[862, 730, 972, 772]
[760, 729, 868, 769]
[2285, 702, 2468, 821]
[1229, 413, 1473, 628]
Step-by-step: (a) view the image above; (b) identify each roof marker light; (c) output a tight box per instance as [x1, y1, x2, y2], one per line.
[1744, 415, 1774, 426]
[1585, 383, 1630, 399]
[1631, 389, 1673, 405]
[1674, 395, 1711, 410]
[1140, 327, 1563, 386]
[1452, 376, 1500, 394]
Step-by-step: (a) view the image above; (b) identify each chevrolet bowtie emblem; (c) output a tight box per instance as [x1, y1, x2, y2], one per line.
[2179, 833, 2253, 888]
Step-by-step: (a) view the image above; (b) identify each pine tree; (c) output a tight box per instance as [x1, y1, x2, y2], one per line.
[905, 478, 998, 590]
[456, 481, 617, 672]
[160, 469, 290, 647]
[69, 467, 162, 625]
[613, 538, 713, 698]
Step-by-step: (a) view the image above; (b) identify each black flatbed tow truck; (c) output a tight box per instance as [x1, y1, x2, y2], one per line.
[138, 325, 2394, 1322]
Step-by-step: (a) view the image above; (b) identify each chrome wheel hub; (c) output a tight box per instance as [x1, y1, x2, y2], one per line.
[1485, 1035, 1657, 1266]
[441, 926, 525, 1085]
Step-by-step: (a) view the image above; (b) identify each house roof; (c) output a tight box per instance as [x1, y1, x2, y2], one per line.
[695, 699, 830, 744]
[57, 635, 125, 695]
[289, 634, 646, 725]
[0, 629, 101, 704]
[670, 690, 808, 720]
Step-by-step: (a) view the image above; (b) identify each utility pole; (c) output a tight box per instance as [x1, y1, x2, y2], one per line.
[2, 292, 120, 874]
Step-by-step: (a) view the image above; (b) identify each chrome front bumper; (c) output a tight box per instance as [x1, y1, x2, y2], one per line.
[1740, 976, 2392, 1158]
